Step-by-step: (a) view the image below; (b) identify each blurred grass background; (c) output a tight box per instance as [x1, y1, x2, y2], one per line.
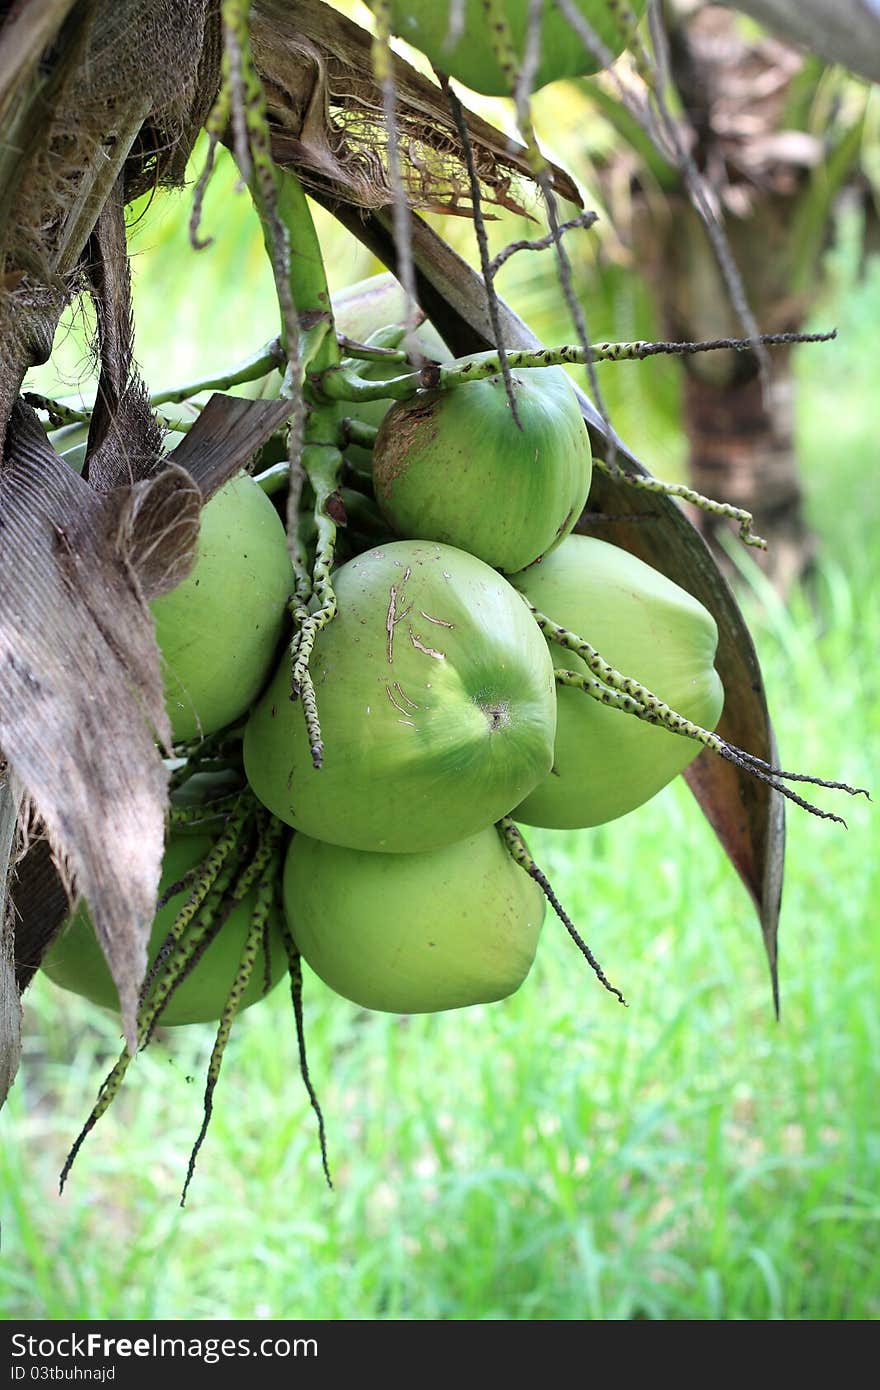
[2, 134, 878, 1320]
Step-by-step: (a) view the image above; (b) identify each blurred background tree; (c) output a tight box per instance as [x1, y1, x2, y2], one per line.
[506, 1, 878, 591]
[606, 1, 875, 590]
[387, 0, 878, 591]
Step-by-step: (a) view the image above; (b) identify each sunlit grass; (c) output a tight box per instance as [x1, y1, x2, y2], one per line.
[2, 520, 877, 1319]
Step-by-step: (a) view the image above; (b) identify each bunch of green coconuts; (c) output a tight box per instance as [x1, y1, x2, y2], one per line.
[43, 0, 721, 1029]
[43, 274, 723, 1027]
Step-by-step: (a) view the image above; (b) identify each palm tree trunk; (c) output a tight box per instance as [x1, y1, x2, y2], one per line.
[682, 346, 816, 591]
[633, 181, 817, 592]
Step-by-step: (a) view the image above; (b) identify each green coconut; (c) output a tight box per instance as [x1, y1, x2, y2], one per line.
[152, 472, 294, 743]
[244, 540, 557, 852]
[284, 826, 545, 1013]
[513, 535, 724, 828]
[373, 365, 591, 574]
[370, 0, 646, 97]
[41, 831, 289, 1026]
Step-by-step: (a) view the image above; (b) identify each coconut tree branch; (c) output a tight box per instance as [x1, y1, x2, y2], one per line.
[150, 341, 285, 407]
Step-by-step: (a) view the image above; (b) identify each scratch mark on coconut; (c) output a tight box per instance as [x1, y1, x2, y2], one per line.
[393, 681, 419, 710]
[419, 610, 454, 629]
[385, 683, 414, 717]
[385, 566, 413, 664]
[409, 630, 446, 660]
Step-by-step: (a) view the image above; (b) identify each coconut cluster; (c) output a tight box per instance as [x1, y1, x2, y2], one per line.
[43, 283, 723, 1028]
[233, 321, 720, 1014]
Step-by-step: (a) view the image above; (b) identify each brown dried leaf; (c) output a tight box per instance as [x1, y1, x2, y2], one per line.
[83, 186, 167, 490]
[0, 0, 223, 1091]
[0, 403, 203, 1050]
[165, 392, 300, 500]
[9, 832, 71, 996]
[580, 477, 785, 1014]
[5, 391, 298, 1028]
[118, 466, 204, 602]
[0, 771, 23, 1108]
[252, 0, 580, 215]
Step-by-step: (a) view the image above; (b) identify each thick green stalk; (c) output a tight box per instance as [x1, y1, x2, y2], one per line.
[269, 168, 339, 377]
[150, 341, 284, 408]
[247, 162, 345, 765]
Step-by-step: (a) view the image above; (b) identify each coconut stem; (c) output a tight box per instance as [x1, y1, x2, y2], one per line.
[59, 1053, 129, 1194]
[314, 331, 836, 405]
[149, 340, 284, 409]
[498, 817, 626, 1004]
[59, 852, 241, 1195]
[142, 856, 247, 1047]
[24, 394, 91, 429]
[153, 802, 250, 942]
[488, 210, 599, 277]
[338, 339, 409, 364]
[288, 436, 344, 769]
[59, 802, 279, 1196]
[167, 791, 248, 834]
[200, 9, 345, 774]
[591, 456, 767, 549]
[341, 418, 379, 451]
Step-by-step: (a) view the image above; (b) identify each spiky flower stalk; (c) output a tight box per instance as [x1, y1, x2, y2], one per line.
[59, 799, 281, 1196]
[278, 917, 332, 1190]
[499, 817, 626, 1003]
[317, 331, 836, 405]
[523, 603, 869, 822]
[180, 816, 285, 1206]
[591, 456, 767, 549]
[59, 821, 246, 1193]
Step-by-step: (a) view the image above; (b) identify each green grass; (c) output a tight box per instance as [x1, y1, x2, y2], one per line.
[4, 170, 879, 1323]
[2, 532, 877, 1320]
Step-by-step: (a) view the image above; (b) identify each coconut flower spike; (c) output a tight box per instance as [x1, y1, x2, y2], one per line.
[60, 801, 272, 1194]
[525, 603, 869, 822]
[59, 858, 238, 1194]
[591, 455, 767, 550]
[179, 815, 284, 1206]
[278, 916, 333, 1190]
[499, 817, 626, 1004]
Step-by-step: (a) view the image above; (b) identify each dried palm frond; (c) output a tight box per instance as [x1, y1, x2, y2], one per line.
[250, 0, 581, 217]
